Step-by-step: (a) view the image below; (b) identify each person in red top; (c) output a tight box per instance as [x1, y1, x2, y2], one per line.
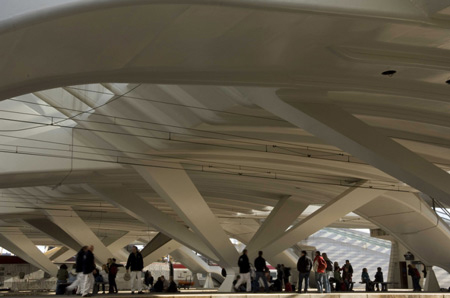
[313, 251, 328, 293]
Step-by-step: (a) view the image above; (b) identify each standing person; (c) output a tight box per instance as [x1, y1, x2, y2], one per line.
[126, 245, 144, 294]
[297, 250, 312, 293]
[234, 249, 251, 292]
[408, 264, 422, 291]
[66, 246, 88, 294]
[254, 251, 269, 292]
[282, 264, 292, 291]
[342, 266, 352, 291]
[108, 258, 119, 294]
[374, 267, 384, 291]
[313, 251, 327, 293]
[81, 245, 95, 297]
[342, 260, 354, 291]
[333, 262, 343, 291]
[321, 253, 332, 293]
[275, 264, 284, 291]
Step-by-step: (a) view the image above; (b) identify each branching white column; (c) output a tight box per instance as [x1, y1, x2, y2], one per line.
[45, 208, 114, 264]
[143, 240, 181, 265]
[106, 231, 138, 262]
[249, 88, 450, 205]
[85, 184, 218, 261]
[246, 196, 308, 257]
[262, 182, 385, 257]
[0, 228, 58, 276]
[52, 248, 77, 263]
[25, 218, 81, 251]
[134, 165, 239, 268]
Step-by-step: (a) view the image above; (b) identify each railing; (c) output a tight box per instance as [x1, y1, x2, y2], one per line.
[431, 197, 450, 224]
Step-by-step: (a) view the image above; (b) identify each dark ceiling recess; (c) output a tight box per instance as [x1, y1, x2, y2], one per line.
[381, 70, 396, 76]
[446, 79, 450, 85]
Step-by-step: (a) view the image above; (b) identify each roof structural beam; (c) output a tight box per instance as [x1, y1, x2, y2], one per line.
[45, 207, 114, 264]
[261, 181, 385, 257]
[141, 232, 172, 258]
[52, 248, 77, 263]
[0, 228, 58, 276]
[134, 165, 240, 269]
[24, 218, 81, 252]
[248, 88, 450, 205]
[44, 246, 64, 259]
[143, 240, 181, 265]
[85, 184, 218, 261]
[246, 196, 308, 257]
[105, 231, 138, 262]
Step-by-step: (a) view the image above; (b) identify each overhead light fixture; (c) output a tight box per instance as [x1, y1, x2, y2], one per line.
[381, 70, 396, 77]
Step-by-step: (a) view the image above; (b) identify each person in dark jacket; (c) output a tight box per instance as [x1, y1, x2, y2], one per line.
[254, 251, 269, 292]
[297, 250, 312, 293]
[57, 264, 69, 284]
[66, 246, 88, 294]
[167, 277, 178, 293]
[107, 258, 119, 294]
[153, 277, 164, 292]
[234, 249, 251, 292]
[408, 264, 421, 291]
[126, 245, 144, 294]
[81, 245, 95, 297]
[374, 267, 384, 291]
[144, 270, 154, 290]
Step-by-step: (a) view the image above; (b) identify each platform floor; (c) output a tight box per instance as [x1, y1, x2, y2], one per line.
[2, 292, 450, 298]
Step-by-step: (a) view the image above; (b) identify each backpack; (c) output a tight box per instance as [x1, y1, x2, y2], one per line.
[285, 282, 293, 292]
[109, 264, 118, 275]
[414, 268, 421, 278]
[325, 260, 333, 271]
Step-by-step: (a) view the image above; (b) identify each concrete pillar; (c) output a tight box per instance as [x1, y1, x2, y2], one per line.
[424, 266, 440, 291]
[262, 182, 385, 257]
[249, 88, 450, 206]
[203, 273, 214, 289]
[135, 165, 239, 269]
[387, 240, 401, 287]
[0, 228, 58, 276]
[25, 218, 81, 252]
[85, 184, 218, 261]
[45, 207, 114, 264]
[246, 196, 308, 257]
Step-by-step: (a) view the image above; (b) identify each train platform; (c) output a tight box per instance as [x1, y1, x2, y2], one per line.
[2, 292, 450, 298]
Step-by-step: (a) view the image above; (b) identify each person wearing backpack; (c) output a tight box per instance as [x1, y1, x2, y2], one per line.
[297, 251, 312, 293]
[322, 253, 332, 293]
[313, 251, 328, 293]
[408, 264, 422, 291]
[108, 258, 119, 294]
